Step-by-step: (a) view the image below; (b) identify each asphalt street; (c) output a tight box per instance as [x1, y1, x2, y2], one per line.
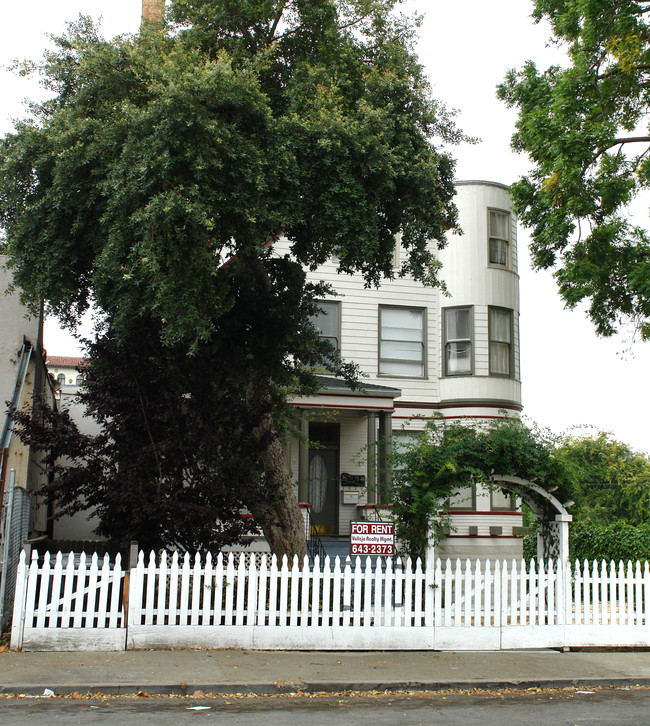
[0, 687, 648, 725]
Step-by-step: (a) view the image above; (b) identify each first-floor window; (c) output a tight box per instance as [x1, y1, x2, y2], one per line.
[379, 306, 425, 377]
[448, 485, 476, 511]
[491, 489, 517, 511]
[489, 307, 513, 377]
[443, 307, 472, 376]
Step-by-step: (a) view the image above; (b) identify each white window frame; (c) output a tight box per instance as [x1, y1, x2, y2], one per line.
[378, 305, 426, 378]
[488, 307, 514, 378]
[488, 209, 510, 268]
[442, 306, 473, 377]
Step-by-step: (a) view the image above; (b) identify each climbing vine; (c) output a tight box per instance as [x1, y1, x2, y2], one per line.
[391, 416, 575, 560]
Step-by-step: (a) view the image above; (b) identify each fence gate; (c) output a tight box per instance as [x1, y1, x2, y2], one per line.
[11, 550, 126, 651]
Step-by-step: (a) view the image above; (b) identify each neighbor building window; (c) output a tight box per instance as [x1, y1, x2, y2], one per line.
[443, 307, 473, 376]
[56, 373, 65, 386]
[379, 306, 425, 377]
[489, 307, 513, 377]
[488, 209, 510, 267]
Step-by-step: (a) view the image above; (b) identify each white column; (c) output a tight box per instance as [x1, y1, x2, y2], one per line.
[366, 412, 377, 505]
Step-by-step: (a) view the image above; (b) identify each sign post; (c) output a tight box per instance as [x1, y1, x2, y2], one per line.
[350, 521, 394, 556]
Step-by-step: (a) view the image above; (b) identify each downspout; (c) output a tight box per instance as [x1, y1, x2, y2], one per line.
[0, 341, 33, 502]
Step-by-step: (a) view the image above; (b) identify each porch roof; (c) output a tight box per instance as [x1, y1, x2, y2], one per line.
[290, 376, 401, 412]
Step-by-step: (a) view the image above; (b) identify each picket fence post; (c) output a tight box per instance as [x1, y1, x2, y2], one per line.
[9, 549, 28, 650]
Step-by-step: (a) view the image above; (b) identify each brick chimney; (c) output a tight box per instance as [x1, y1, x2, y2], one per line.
[141, 0, 165, 27]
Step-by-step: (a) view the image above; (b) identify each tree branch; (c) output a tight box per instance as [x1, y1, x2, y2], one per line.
[595, 136, 650, 158]
[338, 11, 373, 32]
[266, 1, 287, 43]
[597, 63, 650, 80]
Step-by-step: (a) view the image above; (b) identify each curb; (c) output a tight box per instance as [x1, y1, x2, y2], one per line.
[3, 677, 650, 697]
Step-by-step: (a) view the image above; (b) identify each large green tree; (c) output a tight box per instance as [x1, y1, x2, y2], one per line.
[0, 1, 461, 555]
[499, 0, 650, 339]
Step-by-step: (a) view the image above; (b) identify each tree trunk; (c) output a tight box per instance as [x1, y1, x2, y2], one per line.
[246, 376, 307, 560]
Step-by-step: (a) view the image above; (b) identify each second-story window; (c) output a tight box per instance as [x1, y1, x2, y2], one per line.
[489, 307, 513, 377]
[488, 209, 510, 267]
[443, 307, 472, 376]
[310, 300, 341, 351]
[56, 373, 65, 386]
[379, 306, 425, 377]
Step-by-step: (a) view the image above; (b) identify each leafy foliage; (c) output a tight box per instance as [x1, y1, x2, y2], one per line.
[391, 417, 573, 559]
[498, 0, 650, 338]
[13, 321, 267, 551]
[0, 2, 462, 554]
[570, 521, 650, 563]
[556, 432, 650, 526]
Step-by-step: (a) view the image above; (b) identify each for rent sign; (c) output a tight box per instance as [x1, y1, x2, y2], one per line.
[350, 521, 395, 556]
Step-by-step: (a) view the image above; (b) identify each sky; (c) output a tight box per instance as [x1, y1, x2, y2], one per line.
[1, 0, 649, 453]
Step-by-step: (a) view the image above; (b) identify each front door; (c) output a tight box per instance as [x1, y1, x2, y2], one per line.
[308, 423, 339, 535]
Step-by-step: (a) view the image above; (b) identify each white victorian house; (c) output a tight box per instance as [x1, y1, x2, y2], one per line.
[287, 180, 524, 559]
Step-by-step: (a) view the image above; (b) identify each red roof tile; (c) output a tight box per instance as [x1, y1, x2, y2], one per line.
[46, 356, 84, 368]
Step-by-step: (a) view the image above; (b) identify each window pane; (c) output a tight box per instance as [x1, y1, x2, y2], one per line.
[379, 307, 424, 376]
[381, 307, 423, 334]
[310, 301, 339, 348]
[490, 309, 511, 343]
[446, 342, 471, 374]
[491, 489, 515, 510]
[445, 308, 469, 340]
[489, 238, 507, 266]
[381, 340, 423, 361]
[449, 486, 475, 510]
[490, 211, 508, 239]
[490, 341, 510, 375]
[382, 325, 423, 342]
[380, 360, 423, 376]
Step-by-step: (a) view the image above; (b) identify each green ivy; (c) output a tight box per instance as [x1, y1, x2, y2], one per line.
[391, 417, 575, 560]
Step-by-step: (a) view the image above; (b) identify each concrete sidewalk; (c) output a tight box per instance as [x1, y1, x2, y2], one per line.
[1, 649, 649, 696]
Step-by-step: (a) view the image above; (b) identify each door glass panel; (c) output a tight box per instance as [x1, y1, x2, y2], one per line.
[308, 454, 328, 514]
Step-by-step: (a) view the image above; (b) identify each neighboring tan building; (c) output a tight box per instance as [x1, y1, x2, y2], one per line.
[0, 257, 55, 625]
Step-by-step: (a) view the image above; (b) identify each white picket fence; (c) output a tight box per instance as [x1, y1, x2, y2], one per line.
[10, 549, 650, 651]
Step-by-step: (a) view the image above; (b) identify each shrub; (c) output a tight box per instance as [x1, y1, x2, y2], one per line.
[570, 521, 650, 563]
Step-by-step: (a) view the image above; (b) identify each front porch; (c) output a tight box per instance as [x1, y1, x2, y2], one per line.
[288, 376, 402, 537]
